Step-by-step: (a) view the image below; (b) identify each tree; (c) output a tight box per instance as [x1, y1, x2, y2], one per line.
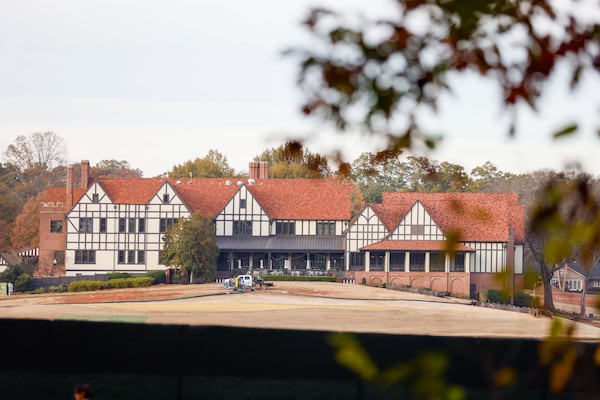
[528, 173, 600, 313]
[468, 162, 514, 192]
[2, 132, 67, 203]
[10, 193, 42, 251]
[92, 160, 143, 178]
[0, 164, 22, 251]
[169, 150, 236, 178]
[160, 212, 218, 283]
[254, 141, 332, 178]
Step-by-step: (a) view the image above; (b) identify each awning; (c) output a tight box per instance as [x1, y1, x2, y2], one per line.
[216, 236, 345, 252]
[360, 240, 474, 252]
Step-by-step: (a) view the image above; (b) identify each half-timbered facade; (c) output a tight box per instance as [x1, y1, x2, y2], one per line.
[40, 161, 525, 298]
[51, 162, 352, 276]
[345, 193, 525, 297]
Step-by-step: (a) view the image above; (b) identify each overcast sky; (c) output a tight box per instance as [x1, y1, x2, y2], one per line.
[1, 0, 599, 177]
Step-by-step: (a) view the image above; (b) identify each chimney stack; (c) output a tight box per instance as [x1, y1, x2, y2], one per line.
[66, 165, 74, 208]
[81, 160, 90, 188]
[249, 162, 269, 180]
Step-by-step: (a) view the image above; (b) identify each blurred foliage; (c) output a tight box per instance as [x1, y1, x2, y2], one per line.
[329, 332, 465, 400]
[292, 0, 599, 154]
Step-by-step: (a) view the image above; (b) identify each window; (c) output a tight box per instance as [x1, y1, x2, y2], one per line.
[233, 221, 252, 236]
[316, 222, 335, 236]
[127, 250, 135, 264]
[50, 220, 63, 233]
[53, 251, 65, 266]
[240, 199, 247, 209]
[349, 252, 364, 267]
[137, 251, 145, 264]
[118, 218, 126, 233]
[310, 253, 327, 270]
[389, 252, 405, 272]
[128, 218, 136, 233]
[276, 221, 295, 235]
[160, 218, 178, 233]
[79, 218, 93, 233]
[92, 193, 99, 203]
[429, 252, 445, 272]
[450, 253, 465, 272]
[118, 250, 126, 264]
[138, 218, 145, 233]
[74, 250, 96, 264]
[409, 252, 426, 272]
[99, 218, 107, 233]
[163, 193, 170, 203]
[369, 251, 385, 271]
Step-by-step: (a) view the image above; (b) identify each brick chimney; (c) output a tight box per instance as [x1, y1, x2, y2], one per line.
[66, 165, 73, 208]
[81, 160, 90, 188]
[249, 162, 269, 180]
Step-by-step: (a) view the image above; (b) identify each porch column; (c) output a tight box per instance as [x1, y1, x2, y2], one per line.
[425, 252, 430, 273]
[384, 251, 390, 272]
[404, 252, 410, 272]
[445, 253, 449, 273]
[465, 252, 471, 273]
[326, 254, 330, 271]
[306, 252, 310, 270]
[365, 251, 370, 272]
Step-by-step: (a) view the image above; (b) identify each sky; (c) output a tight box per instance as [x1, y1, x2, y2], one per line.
[1, 0, 599, 177]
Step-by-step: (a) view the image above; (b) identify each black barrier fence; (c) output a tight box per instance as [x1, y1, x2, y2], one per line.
[0, 319, 599, 399]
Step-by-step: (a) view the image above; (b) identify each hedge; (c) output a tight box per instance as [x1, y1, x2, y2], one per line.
[106, 272, 131, 280]
[259, 275, 336, 282]
[480, 289, 541, 308]
[68, 277, 154, 292]
[145, 270, 166, 284]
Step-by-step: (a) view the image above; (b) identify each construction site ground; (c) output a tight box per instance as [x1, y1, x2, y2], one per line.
[1, 282, 599, 340]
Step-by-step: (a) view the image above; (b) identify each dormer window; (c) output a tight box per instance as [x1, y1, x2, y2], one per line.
[163, 193, 170, 203]
[92, 193, 99, 203]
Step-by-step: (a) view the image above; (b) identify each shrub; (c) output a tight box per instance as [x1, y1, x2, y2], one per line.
[108, 277, 154, 288]
[361, 277, 367, 285]
[145, 270, 166, 285]
[106, 272, 131, 280]
[14, 273, 32, 292]
[514, 292, 542, 308]
[382, 283, 387, 288]
[68, 280, 109, 292]
[68, 277, 154, 292]
[479, 289, 510, 304]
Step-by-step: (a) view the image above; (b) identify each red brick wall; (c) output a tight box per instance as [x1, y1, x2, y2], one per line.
[39, 207, 67, 276]
[346, 272, 470, 297]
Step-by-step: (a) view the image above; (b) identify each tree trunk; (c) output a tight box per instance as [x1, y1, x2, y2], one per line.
[540, 267, 556, 312]
[579, 279, 588, 317]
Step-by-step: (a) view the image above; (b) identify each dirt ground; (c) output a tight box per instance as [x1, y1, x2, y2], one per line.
[1, 282, 600, 340]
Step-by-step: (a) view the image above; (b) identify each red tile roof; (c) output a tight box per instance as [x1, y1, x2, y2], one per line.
[43, 187, 86, 209]
[372, 192, 524, 243]
[246, 179, 352, 220]
[94, 177, 352, 220]
[361, 240, 474, 252]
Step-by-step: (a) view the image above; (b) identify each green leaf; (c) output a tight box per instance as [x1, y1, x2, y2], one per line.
[552, 124, 578, 139]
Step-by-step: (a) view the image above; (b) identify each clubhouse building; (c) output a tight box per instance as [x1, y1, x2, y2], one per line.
[39, 161, 524, 297]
